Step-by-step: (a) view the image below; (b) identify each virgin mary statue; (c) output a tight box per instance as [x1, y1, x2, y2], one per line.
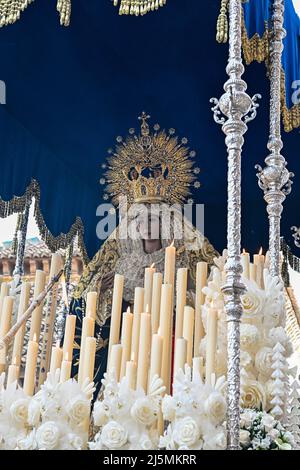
[69, 112, 218, 397]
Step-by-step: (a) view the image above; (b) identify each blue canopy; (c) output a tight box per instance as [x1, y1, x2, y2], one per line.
[0, 0, 299, 260]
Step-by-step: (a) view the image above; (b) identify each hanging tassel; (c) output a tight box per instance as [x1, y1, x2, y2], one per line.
[57, 0, 71, 26]
[216, 0, 229, 44]
[0, 0, 34, 28]
[112, 0, 167, 17]
[11, 212, 23, 255]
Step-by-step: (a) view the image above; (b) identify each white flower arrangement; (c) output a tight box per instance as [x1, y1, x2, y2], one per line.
[0, 370, 94, 450]
[89, 371, 165, 450]
[159, 367, 227, 450]
[240, 408, 295, 450]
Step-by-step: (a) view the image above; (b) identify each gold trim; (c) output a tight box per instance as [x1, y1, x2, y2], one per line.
[0, 179, 89, 264]
[218, 7, 300, 132]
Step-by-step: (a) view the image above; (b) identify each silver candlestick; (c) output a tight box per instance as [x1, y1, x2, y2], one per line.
[256, 0, 293, 278]
[210, 0, 261, 450]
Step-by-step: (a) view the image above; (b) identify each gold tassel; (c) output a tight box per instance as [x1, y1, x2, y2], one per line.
[113, 0, 166, 17]
[216, 0, 229, 43]
[57, 0, 71, 27]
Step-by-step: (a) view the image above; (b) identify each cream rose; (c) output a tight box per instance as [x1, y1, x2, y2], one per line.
[131, 397, 157, 426]
[241, 287, 264, 319]
[67, 397, 90, 424]
[240, 429, 251, 447]
[36, 421, 60, 450]
[241, 380, 266, 409]
[204, 392, 226, 425]
[10, 398, 29, 425]
[101, 421, 128, 449]
[173, 417, 200, 448]
[255, 347, 273, 377]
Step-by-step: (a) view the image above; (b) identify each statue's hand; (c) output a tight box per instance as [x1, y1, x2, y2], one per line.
[101, 271, 115, 293]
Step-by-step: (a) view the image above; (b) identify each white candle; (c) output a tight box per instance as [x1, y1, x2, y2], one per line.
[205, 308, 218, 384]
[159, 284, 173, 392]
[175, 268, 188, 340]
[131, 287, 144, 363]
[125, 361, 136, 390]
[241, 249, 250, 279]
[86, 292, 97, 321]
[62, 314, 76, 362]
[0, 296, 14, 371]
[164, 242, 176, 287]
[49, 342, 63, 374]
[194, 262, 207, 356]
[108, 274, 124, 363]
[254, 249, 265, 289]
[109, 344, 123, 381]
[249, 263, 257, 282]
[23, 337, 38, 396]
[120, 309, 133, 379]
[144, 264, 155, 312]
[136, 312, 151, 392]
[183, 306, 194, 366]
[12, 282, 31, 366]
[149, 334, 163, 387]
[82, 337, 96, 384]
[173, 337, 187, 377]
[29, 270, 46, 341]
[7, 359, 20, 386]
[151, 272, 162, 334]
[78, 316, 95, 385]
[60, 353, 72, 383]
[0, 282, 9, 323]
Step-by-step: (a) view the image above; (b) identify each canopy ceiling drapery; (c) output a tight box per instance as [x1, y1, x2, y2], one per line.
[0, 0, 299, 261]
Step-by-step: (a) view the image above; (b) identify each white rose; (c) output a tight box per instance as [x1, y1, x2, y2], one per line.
[240, 429, 251, 447]
[203, 430, 226, 450]
[101, 421, 128, 449]
[241, 287, 264, 319]
[255, 347, 273, 377]
[36, 421, 60, 450]
[131, 397, 157, 426]
[10, 398, 29, 425]
[240, 324, 260, 352]
[261, 413, 276, 432]
[65, 433, 84, 450]
[139, 434, 154, 450]
[173, 417, 200, 448]
[17, 431, 37, 450]
[93, 402, 109, 426]
[204, 392, 227, 425]
[67, 397, 90, 424]
[162, 395, 176, 421]
[28, 400, 41, 426]
[241, 380, 266, 409]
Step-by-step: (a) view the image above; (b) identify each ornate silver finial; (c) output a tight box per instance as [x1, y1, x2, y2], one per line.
[255, 0, 293, 278]
[210, 0, 261, 451]
[291, 226, 300, 248]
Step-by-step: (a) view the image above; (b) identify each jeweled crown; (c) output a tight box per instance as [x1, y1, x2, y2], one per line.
[100, 112, 201, 206]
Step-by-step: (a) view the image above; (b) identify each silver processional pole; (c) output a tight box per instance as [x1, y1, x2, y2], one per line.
[210, 0, 261, 449]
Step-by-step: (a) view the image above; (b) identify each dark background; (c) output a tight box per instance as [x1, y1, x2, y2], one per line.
[0, 0, 299, 259]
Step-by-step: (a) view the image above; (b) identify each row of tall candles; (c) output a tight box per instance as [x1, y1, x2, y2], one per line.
[0, 252, 97, 396]
[106, 246, 269, 394]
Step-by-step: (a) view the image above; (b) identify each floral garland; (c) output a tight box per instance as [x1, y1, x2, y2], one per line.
[0, 370, 94, 450]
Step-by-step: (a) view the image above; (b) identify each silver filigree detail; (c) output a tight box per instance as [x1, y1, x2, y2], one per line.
[210, 0, 260, 450]
[291, 226, 300, 248]
[255, 0, 293, 278]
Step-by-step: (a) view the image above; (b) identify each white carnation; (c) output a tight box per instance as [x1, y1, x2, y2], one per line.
[36, 421, 61, 450]
[28, 400, 41, 426]
[93, 401, 109, 427]
[173, 417, 200, 448]
[240, 324, 260, 352]
[101, 421, 128, 449]
[261, 414, 276, 432]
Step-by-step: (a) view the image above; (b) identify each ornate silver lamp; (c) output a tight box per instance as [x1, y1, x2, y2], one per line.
[210, 0, 261, 450]
[256, 0, 293, 278]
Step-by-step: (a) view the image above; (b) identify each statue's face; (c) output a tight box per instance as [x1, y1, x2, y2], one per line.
[137, 212, 160, 240]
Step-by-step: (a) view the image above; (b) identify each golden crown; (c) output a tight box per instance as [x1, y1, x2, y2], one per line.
[100, 112, 201, 206]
